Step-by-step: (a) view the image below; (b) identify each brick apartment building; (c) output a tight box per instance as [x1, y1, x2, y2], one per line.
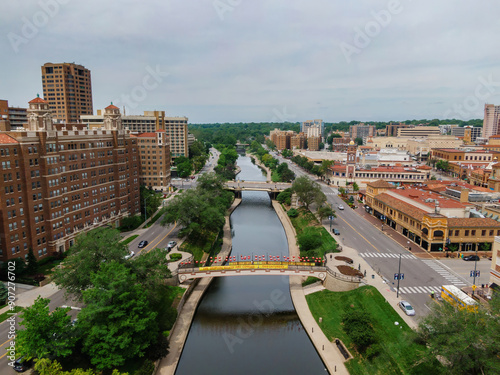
[135, 131, 171, 190]
[41, 62, 93, 123]
[0, 97, 140, 262]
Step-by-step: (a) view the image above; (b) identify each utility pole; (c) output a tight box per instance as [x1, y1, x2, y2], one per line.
[396, 254, 402, 298]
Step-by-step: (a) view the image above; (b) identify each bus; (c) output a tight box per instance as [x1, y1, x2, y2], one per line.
[440, 285, 478, 312]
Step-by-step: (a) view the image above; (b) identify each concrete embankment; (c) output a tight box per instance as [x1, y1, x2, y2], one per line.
[272, 200, 350, 375]
[157, 198, 241, 375]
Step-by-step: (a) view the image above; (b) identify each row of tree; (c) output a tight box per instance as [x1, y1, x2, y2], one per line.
[175, 140, 210, 178]
[249, 141, 295, 182]
[290, 155, 334, 178]
[17, 228, 175, 372]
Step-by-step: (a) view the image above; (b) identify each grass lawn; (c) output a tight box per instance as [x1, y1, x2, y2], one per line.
[0, 306, 24, 323]
[180, 230, 220, 261]
[289, 207, 338, 258]
[38, 258, 65, 276]
[306, 286, 442, 375]
[120, 234, 139, 246]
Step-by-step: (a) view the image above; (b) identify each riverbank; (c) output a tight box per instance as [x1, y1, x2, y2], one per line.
[272, 201, 350, 375]
[157, 197, 241, 375]
[247, 153, 271, 182]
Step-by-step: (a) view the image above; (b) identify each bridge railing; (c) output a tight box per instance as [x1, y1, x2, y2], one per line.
[325, 267, 363, 283]
[177, 264, 327, 274]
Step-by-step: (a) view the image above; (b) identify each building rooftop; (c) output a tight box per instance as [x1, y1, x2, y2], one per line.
[375, 193, 426, 221]
[367, 180, 393, 188]
[391, 188, 469, 209]
[0, 134, 19, 144]
[448, 218, 500, 227]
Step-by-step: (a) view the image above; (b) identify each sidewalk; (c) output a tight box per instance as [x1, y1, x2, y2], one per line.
[273, 201, 350, 375]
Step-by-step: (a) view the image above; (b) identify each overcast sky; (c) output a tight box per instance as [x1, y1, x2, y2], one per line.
[1, 0, 500, 123]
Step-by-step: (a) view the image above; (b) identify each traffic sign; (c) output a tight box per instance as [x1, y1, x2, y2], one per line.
[470, 270, 480, 277]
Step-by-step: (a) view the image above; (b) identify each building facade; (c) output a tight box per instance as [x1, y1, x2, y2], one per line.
[82, 111, 189, 158]
[397, 126, 441, 137]
[451, 126, 482, 142]
[349, 124, 375, 142]
[483, 104, 500, 139]
[0, 98, 140, 262]
[41, 63, 93, 123]
[365, 180, 500, 253]
[135, 131, 171, 190]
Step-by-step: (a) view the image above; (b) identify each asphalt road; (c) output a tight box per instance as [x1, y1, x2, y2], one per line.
[273, 153, 491, 320]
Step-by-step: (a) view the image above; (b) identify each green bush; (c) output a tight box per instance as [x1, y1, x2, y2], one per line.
[297, 228, 322, 251]
[342, 310, 377, 352]
[277, 190, 291, 205]
[147, 333, 170, 361]
[0, 282, 7, 305]
[119, 215, 144, 231]
[134, 359, 155, 375]
[287, 208, 298, 218]
[169, 253, 182, 261]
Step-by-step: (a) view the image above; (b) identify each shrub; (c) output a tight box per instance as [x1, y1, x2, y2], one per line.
[169, 253, 182, 261]
[0, 282, 7, 305]
[342, 310, 377, 352]
[365, 343, 381, 359]
[287, 208, 298, 218]
[119, 215, 143, 231]
[277, 190, 292, 205]
[297, 228, 322, 251]
[147, 333, 170, 361]
[134, 359, 155, 375]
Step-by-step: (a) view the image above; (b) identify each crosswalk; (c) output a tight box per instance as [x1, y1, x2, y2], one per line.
[397, 285, 442, 294]
[360, 252, 417, 259]
[422, 260, 467, 286]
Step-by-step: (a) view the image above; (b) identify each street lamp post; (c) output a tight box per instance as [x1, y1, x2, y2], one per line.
[329, 216, 333, 232]
[144, 195, 151, 222]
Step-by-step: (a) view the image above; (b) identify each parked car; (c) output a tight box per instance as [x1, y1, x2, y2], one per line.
[333, 228, 340, 235]
[13, 356, 32, 372]
[124, 251, 135, 260]
[167, 240, 177, 248]
[398, 301, 416, 316]
[463, 255, 480, 261]
[138, 240, 148, 248]
[338, 205, 344, 210]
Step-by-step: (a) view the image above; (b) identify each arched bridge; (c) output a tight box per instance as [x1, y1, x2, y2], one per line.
[177, 261, 327, 283]
[224, 181, 292, 198]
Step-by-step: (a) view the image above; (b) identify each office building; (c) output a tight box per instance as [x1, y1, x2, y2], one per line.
[483, 104, 500, 138]
[397, 126, 441, 137]
[301, 120, 324, 139]
[349, 124, 376, 142]
[451, 126, 482, 142]
[0, 97, 140, 262]
[386, 123, 412, 137]
[41, 62, 93, 123]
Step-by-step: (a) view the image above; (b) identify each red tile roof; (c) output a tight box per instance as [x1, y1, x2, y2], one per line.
[448, 218, 500, 228]
[0, 134, 18, 144]
[105, 104, 119, 110]
[390, 188, 469, 209]
[375, 193, 426, 221]
[136, 132, 156, 137]
[29, 97, 47, 104]
[367, 180, 393, 188]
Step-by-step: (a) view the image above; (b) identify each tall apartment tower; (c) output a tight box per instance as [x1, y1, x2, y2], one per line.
[41, 62, 93, 123]
[483, 104, 500, 138]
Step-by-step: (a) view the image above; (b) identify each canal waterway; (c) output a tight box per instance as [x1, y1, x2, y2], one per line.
[175, 155, 326, 374]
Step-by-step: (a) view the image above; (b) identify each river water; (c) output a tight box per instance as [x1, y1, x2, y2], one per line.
[175, 156, 326, 374]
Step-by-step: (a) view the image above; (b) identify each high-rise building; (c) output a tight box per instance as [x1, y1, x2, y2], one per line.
[135, 131, 171, 190]
[483, 104, 500, 138]
[349, 124, 376, 142]
[0, 97, 140, 262]
[41, 62, 93, 123]
[0, 99, 28, 130]
[81, 111, 189, 158]
[301, 120, 324, 139]
[451, 126, 482, 142]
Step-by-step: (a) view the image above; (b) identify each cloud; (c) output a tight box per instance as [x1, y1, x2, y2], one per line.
[1, 0, 500, 123]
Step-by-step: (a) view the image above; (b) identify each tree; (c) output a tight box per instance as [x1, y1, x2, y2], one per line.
[416, 296, 500, 374]
[79, 262, 158, 371]
[175, 156, 193, 178]
[16, 297, 76, 360]
[292, 176, 326, 209]
[352, 182, 359, 192]
[276, 190, 292, 205]
[354, 137, 363, 145]
[52, 228, 129, 300]
[26, 248, 38, 275]
[265, 139, 276, 150]
[338, 186, 346, 196]
[317, 204, 336, 222]
[0, 282, 8, 305]
[436, 160, 449, 172]
[281, 149, 293, 158]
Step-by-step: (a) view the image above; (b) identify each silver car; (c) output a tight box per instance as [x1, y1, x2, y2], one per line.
[398, 301, 415, 316]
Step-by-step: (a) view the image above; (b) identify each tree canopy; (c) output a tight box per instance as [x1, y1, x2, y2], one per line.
[292, 176, 326, 209]
[416, 295, 500, 374]
[17, 297, 76, 360]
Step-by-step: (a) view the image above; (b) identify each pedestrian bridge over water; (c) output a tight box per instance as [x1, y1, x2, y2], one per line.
[176, 261, 362, 287]
[224, 181, 292, 198]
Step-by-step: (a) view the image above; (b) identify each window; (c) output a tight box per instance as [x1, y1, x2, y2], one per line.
[464, 230, 469, 236]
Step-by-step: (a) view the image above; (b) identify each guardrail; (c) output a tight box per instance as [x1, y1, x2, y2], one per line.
[326, 267, 363, 283]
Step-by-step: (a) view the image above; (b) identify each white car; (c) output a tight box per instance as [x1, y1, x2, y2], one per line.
[398, 301, 415, 316]
[338, 205, 344, 210]
[124, 251, 135, 260]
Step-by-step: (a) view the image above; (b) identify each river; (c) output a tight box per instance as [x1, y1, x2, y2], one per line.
[175, 155, 326, 374]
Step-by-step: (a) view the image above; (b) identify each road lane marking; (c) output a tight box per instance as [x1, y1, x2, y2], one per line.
[335, 215, 381, 253]
[146, 223, 178, 254]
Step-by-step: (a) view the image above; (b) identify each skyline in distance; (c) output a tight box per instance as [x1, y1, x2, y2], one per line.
[1, 0, 500, 124]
